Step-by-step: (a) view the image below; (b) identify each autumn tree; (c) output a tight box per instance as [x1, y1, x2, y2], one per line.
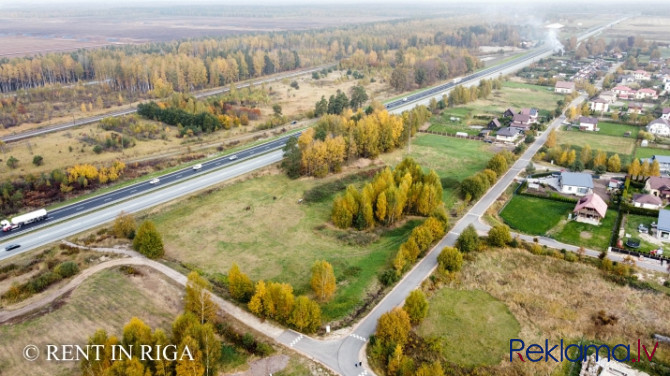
[112, 211, 136, 239]
[415, 362, 445, 376]
[456, 224, 480, 252]
[310, 260, 336, 302]
[185, 271, 217, 324]
[488, 224, 512, 247]
[438, 246, 463, 273]
[545, 129, 557, 148]
[628, 158, 641, 179]
[132, 220, 164, 258]
[607, 154, 621, 173]
[650, 160, 661, 177]
[580, 144, 592, 166]
[592, 150, 608, 169]
[288, 296, 321, 333]
[486, 154, 507, 177]
[375, 307, 411, 349]
[228, 263, 254, 303]
[404, 289, 429, 325]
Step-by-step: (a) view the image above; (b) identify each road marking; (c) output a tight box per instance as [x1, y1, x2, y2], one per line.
[289, 334, 303, 347]
[131, 189, 137, 193]
[76, 207, 84, 211]
[104, 198, 111, 202]
[358, 370, 368, 376]
[349, 333, 366, 342]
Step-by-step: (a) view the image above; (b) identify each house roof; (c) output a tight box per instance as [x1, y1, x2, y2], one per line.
[628, 102, 643, 109]
[591, 98, 608, 104]
[555, 81, 574, 89]
[638, 88, 656, 94]
[520, 108, 538, 116]
[647, 176, 670, 191]
[633, 193, 662, 206]
[497, 127, 523, 137]
[653, 155, 670, 164]
[613, 85, 633, 92]
[561, 172, 593, 188]
[600, 91, 615, 97]
[648, 118, 670, 128]
[489, 118, 501, 127]
[573, 193, 608, 218]
[513, 113, 531, 123]
[634, 69, 650, 75]
[579, 116, 598, 125]
[662, 108, 670, 115]
[658, 209, 670, 232]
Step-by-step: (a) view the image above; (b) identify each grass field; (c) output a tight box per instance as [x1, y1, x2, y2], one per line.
[595, 121, 639, 137]
[428, 249, 670, 374]
[500, 195, 573, 235]
[380, 134, 495, 208]
[151, 171, 419, 322]
[553, 209, 618, 251]
[634, 146, 670, 159]
[622, 214, 661, 254]
[416, 289, 519, 367]
[557, 128, 636, 155]
[0, 267, 183, 376]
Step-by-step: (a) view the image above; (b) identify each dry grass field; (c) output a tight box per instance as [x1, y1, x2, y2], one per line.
[0, 266, 183, 376]
[422, 248, 670, 374]
[607, 16, 670, 43]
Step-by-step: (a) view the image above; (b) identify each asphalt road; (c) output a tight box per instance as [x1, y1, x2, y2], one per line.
[1, 64, 334, 143]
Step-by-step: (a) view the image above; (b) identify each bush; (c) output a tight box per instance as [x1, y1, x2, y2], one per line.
[437, 246, 463, 273]
[456, 224, 480, 252]
[663, 280, 670, 288]
[93, 145, 103, 154]
[488, 224, 512, 247]
[54, 261, 79, 278]
[404, 290, 429, 325]
[379, 269, 400, 286]
[132, 220, 165, 258]
[564, 252, 578, 262]
[32, 155, 44, 166]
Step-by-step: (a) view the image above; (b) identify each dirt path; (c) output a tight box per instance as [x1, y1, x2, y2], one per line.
[0, 252, 285, 339]
[229, 354, 290, 376]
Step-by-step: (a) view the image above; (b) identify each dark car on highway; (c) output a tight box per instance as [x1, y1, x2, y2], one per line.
[4, 244, 20, 251]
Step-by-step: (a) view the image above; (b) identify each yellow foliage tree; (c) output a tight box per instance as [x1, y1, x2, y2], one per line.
[310, 260, 336, 302]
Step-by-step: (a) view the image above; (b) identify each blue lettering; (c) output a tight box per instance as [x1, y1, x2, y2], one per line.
[612, 344, 631, 362]
[527, 344, 543, 362]
[583, 344, 611, 362]
[510, 339, 525, 362]
[545, 339, 559, 362]
[565, 344, 582, 362]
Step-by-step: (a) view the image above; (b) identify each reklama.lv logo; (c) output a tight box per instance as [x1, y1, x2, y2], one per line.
[510, 339, 659, 363]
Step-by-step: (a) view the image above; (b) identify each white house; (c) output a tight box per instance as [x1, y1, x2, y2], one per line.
[647, 118, 670, 137]
[555, 81, 575, 94]
[495, 127, 524, 143]
[656, 209, 670, 242]
[613, 85, 635, 99]
[589, 98, 609, 113]
[633, 69, 651, 81]
[599, 91, 616, 103]
[661, 108, 670, 120]
[579, 116, 598, 131]
[635, 88, 658, 100]
[560, 172, 594, 196]
[633, 194, 663, 210]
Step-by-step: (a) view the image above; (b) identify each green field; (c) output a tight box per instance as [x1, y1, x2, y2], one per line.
[152, 172, 419, 322]
[381, 133, 495, 208]
[416, 288, 520, 367]
[557, 129, 636, 155]
[622, 214, 662, 254]
[634, 146, 670, 159]
[500, 195, 573, 235]
[427, 108, 484, 136]
[553, 209, 618, 251]
[595, 121, 639, 137]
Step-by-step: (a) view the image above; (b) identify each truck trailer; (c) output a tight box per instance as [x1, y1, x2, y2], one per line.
[1, 209, 48, 232]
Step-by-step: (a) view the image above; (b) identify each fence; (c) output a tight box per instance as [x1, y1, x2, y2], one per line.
[418, 129, 485, 141]
[610, 246, 670, 264]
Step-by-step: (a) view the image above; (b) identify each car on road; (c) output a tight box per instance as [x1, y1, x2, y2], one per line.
[229, 155, 238, 161]
[150, 178, 160, 185]
[402, 97, 408, 102]
[4, 244, 20, 252]
[192, 164, 202, 171]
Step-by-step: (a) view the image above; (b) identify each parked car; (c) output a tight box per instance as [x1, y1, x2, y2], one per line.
[4, 244, 20, 252]
[229, 155, 238, 161]
[150, 178, 160, 185]
[638, 224, 649, 234]
[192, 164, 202, 171]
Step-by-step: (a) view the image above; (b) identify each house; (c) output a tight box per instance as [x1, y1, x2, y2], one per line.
[511, 113, 532, 129]
[608, 178, 622, 190]
[636, 88, 658, 100]
[633, 69, 651, 81]
[555, 81, 575, 94]
[503, 108, 516, 118]
[618, 74, 636, 84]
[646, 118, 670, 137]
[627, 102, 643, 114]
[656, 209, 670, 242]
[578, 116, 598, 131]
[487, 118, 502, 129]
[573, 193, 607, 225]
[613, 85, 635, 99]
[560, 172, 593, 196]
[662, 108, 670, 120]
[599, 91, 616, 103]
[589, 98, 609, 112]
[633, 194, 663, 210]
[478, 129, 491, 138]
[495, 127, 524, 143]
[645, 176, 670, 198]
[649, 155, 670, 174]
[580, 352, 650, 376]
[520, 108, 538, 123]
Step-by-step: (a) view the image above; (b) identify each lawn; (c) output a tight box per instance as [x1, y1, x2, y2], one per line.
[634, 146, 670, 159]
[622, 214, 662, 254]
[0, 267, 183, 376]
[427, 108, 484, 136]
[557, 128, 636, 155]
[151, 171, 419, 322]
[380, 133, 495, 208]
[595, 121, 639, 137]
[553, 209, 618, 251]
[500, 195, 573, 235]
[416, 289, 520, 367]
[423, 249, 670, 374]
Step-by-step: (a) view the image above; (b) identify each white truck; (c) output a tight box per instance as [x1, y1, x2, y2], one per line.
[1, 209, 48, 232]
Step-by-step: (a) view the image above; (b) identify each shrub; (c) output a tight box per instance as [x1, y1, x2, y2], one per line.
[54, 261, 79, 278]
[488, 224, 512, 247]
[32, 155, 44, 166]
[437, 246, 463, 273]
[379, 269, 399, 286]
[456, 224, 480, 252]
[132, 220, 165, 258]
[404, 290, 429, 325]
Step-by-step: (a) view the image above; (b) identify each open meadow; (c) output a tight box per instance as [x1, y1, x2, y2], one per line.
[417, 248, 670, 374]
[557, 128, 636, 156]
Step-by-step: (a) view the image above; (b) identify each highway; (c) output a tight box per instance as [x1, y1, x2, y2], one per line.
[0, 17, 630, 376]
[1, 64, 334, 143]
